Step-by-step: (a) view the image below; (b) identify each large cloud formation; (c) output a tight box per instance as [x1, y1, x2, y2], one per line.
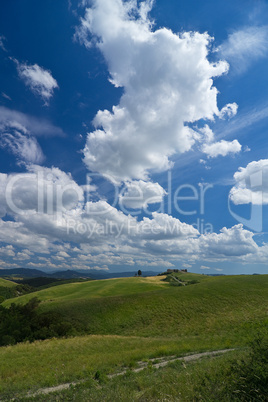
[0, 0, 264, 272]
[76, 0, 239, 183]
[0, 164, 267, 271]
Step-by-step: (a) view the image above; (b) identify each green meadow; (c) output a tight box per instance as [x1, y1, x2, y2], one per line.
[0, 273, 267, 400]
[0, 278, 16, 288]
[3, 275, 169, 307]
[0, 278, 17, 303]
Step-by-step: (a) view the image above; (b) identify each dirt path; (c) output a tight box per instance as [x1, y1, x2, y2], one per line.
[108, 348, 235, 377]
[169, 275, 186, 285]
[20, 348, 235, 399]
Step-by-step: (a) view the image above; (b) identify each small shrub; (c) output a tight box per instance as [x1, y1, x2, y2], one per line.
[188, 280, 199, 285]
[169, 282, 183, 287]
[94, 370, 107, 384]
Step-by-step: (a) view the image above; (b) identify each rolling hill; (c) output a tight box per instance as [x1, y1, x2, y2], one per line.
[3, 273, 267, 341]
[0, 272, 267, 400]
[2, 275, 170, 307]
[0, 278, 16, 288]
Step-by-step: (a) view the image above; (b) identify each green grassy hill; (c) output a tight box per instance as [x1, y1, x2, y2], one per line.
[0, 278, 16, 288]
[3, 275, 170, 306]
[0, 273, 267, 400]
[3, 274, 268, 343]
[0, 278, 18, 303]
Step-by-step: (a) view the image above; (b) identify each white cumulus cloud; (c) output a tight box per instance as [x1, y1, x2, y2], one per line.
[202, 139, 241, 158]
[219, 103, 238, 119]
[0, 164, 267, 267]
[0, 165, 84, 218]
[13, 60, 59, 104]
[229, 159, 268, 205]
[77, 0, 229, 183]
[199, 224, 258, 257]
[119, 180, 167, 209]
[0, 245, 15, 257]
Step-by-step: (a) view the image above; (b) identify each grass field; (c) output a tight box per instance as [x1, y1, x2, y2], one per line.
[2, 276, 169, 307]
[0, 335, 244, 400]
[0, 278, 17, 302]
[4, 274, 267, 341]
[0, 273, 267, 400]
[0, 334, 219, 395]
[0, 278, 16, 288]
[9, 348, 249, 401]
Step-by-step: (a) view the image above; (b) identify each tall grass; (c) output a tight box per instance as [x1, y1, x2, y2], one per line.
[0, 334, 225, 396]
[0, 347, 251, 401]
[8, 329, 267, 402]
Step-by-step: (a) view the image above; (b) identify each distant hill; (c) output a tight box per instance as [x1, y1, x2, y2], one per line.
[0, 268, 158, 280]
[0, 268, 49, 278]
[48, 269, 157, 280]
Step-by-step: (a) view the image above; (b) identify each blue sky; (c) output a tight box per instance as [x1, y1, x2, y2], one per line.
[0, 0, 268, 274]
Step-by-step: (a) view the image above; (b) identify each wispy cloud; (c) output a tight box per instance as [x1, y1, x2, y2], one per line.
[0, 130, 45, 164]
[0, 106, 65, 137]
[0, 35, 7, 52]
[218, 26, 268, 74]
[215, 103, 268, 140]
[1, 92, 11, 101]
[13, 59, 59, 105]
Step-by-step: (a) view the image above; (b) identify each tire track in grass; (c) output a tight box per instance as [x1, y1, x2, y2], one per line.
[18, 348, 236, 399]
